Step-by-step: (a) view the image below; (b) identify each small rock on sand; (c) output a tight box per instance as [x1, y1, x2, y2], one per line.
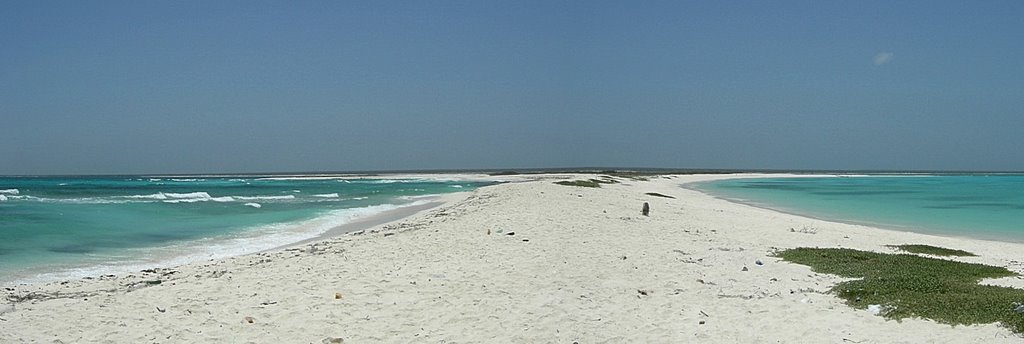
[243, 316, 255, 324]
[322, 338, 344, 344]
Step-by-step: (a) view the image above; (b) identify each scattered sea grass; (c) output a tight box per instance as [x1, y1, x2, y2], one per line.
[644, 192, 675, 199]
[777, 247, 1024, 333]
[600, 171, 651, 181]
[554, 180, 602, 188]
[554, 179, 617, 188]
[886, 244, 976, 257]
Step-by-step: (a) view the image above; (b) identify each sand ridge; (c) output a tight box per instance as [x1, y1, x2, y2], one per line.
[3, 173, 1024, 343]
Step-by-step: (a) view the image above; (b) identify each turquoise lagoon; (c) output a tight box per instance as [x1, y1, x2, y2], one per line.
[693, 175, 1024, 242]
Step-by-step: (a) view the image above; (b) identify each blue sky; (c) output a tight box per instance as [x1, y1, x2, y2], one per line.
[2, 1, 1022, 174]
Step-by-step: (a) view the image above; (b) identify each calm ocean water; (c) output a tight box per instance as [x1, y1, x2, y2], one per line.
[0, 176, 491, 285]
[693, 175, 1024, 242]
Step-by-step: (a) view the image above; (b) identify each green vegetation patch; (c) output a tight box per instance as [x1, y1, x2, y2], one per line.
[887, 244, 976, 257]
[554, 179, 617, 188]
[777, 247, 1024, 333]
[600, 171, 651, 181]
[644, 192, 675, 199]
[555, 180, 603, 188]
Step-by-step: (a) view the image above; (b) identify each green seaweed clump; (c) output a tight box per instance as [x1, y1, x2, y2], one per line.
[777, 247, 1024, 333]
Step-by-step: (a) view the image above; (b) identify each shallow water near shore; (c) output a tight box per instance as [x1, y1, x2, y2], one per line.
[0, 176, 491, 284]
[693, 175, 1024, 242]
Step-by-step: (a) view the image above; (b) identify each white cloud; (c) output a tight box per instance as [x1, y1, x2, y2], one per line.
[874, 52, 894, 65]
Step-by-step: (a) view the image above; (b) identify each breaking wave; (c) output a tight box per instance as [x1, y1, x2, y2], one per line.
[234, 195, 296, 201]
[2, 192, 302, 205]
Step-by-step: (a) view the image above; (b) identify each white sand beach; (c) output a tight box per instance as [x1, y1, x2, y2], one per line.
[3, 174, 1024, 343]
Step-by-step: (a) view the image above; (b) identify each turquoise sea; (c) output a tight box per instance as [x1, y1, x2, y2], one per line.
[693, 175, 1024, 242]
[0, 176, 491, 285]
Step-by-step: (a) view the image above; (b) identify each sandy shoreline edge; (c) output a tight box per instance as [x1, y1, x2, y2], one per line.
[4, 173, 1024, 343]
[0, 186, 479, 287]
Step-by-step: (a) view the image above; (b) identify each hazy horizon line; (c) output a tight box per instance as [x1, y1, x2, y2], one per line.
[4, 167, 1024, 178]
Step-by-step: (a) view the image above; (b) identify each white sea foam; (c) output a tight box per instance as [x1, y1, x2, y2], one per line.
[0, 194, 7, 201]
[256, 176, 344, 181]
[13, 202, 425, 285]
[234, 195, 296, 201]
[119, 192, 231, 204]
[65, 197, 133, 204]
[12, 192, 302, 205]
[397, 194, 443, 201]
[244, 202, 262, 208]
[123, 193, 170, 200]
[313, 193, 340, 198]
[0, 193, 208, 204]
[163, 196, 235, 204]
[344, 178, 423, 184]
[124, 192, 213, 200]
[164, 192, 212, 199]
[3, 195, 129, 204]
[450, 185, 464, 188]
[170, 179, 203, 182]
[171, 202, 419, 259]
[364, 179, 416, 184]
[0, 189, 19, 195]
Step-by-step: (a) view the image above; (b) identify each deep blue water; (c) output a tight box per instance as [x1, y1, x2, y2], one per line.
[0, 176, 490, 284]
[693, 175, 1024, 242]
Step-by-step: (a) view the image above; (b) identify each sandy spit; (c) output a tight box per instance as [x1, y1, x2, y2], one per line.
[3, 173, 1024, 343]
